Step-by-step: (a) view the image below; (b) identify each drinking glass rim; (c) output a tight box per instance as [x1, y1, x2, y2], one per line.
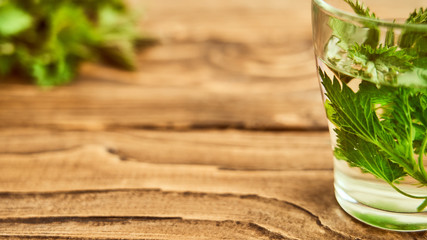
[313, 0, 427, 31]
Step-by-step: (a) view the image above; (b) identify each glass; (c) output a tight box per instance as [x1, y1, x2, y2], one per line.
[312, 0, 427, 231]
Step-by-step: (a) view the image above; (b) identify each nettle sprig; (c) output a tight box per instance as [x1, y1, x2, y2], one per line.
[320, 0, 427, 211]
[0, 0, 155, 86]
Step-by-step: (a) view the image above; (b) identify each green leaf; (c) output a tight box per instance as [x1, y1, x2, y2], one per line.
[98, 5, 127, 28]
[410, 90, 427, 155]
[96, 41, 137, 71]
[0, 4, 32, 36]
[320, 69, 383, 140]
[343, 0, 379, 48]
[320, 68, 427, 183]
[320, 1, 427, 212]
[0, 0, 150, 86]
[344, 0, 377, 18]
[406, 8, 427, 24]
[320, 69, 407, 183]
[385, 27, 395, 47]
[328, 18, 370, 51]
[414, 57, 427, 69]
[400, 8, 427, 50]
[348, 44, 414, 84]
[31, 56, 76, 86]
[357, 80, 394, 105]
[335, 129, 406, 183]
[0, 55, 13, 75]
[381, 89, 419, 166]
[325, 1, 381, 69]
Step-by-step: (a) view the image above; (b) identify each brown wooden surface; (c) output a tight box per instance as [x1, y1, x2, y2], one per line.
[0, 0, 425, 239]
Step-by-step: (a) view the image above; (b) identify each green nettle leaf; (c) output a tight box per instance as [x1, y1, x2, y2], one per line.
[413, 35, 427, 56]
[357, 80, 394, 105]
[334, 129, 406, 183]
[98, 5, 127, 29]
[0, 4, 32, 36]
[328, 18, 370, 51]
[344, 0, 377, 18]
[348, 44, 414, 84]
[385, 27, 395, 47]
[400, 8, 427, 50]
[406, 8, 427, 24]
[324, 0, 382, 79]
[343, 0, 379, 48]
[95, 5, 141, 70]
[0, 0, 153, 86]
[319, 68, 427, 211]
[321, 0, 427, 213]
[32, 57, 75, 86]
[411, 90, 427, 127]
[411, 91, 427, 155]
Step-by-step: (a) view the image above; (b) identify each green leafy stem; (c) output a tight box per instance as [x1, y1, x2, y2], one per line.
[321, 0, 427, 212]
[0, 0, 155, 86]
[319, 70, 427, 211]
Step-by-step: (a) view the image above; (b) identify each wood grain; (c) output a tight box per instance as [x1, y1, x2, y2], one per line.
[0, 128, 332, 170]
[0, 0, 325, 131]
[0, 190, 362, 240]
[0, 130, 425, 239]
[0, 217, 290, 240]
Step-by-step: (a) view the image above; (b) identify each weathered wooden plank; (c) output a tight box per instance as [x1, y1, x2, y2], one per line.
[0, 143, 332, 196]
[0, 191, 332, 240]
[138, 0, 313, 43]
[0, 0, 325, 130]
[0, 142, 425, 239]
[0, 217, 290, 240]
[0, 51, 324, 130]
[0, 128, 332, 170]
[1, 190, 425, 240]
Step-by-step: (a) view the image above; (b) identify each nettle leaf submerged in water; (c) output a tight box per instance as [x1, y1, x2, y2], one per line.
[348, 44, 415, 84]
[0, 0, 153, 86]
[321, 0, 427, 211]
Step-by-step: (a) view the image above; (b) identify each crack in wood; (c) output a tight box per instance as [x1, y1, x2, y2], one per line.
[5, 123, 329, 132]
[0, 146, 83, 156]
[0, 189, 353, 240]
[102, 146, 332, 172]
[217, 167, 333, 172]
[0, 216, 292, 240]
[245, 222, 298, 240]
[0, 236, 131, 240]
[0, 216, 183, 224]
[105, 147, 128, 161]
[237, 194, 354, 240]
[0, 144, 330, 172]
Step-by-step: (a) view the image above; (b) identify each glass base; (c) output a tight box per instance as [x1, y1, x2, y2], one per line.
[335, 184, 427, 232]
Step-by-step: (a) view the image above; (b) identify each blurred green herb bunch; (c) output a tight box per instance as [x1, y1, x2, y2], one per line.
[0, 0, 151, 86]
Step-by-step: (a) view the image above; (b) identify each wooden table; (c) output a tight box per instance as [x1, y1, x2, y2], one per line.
[0, 0, 425, 239]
